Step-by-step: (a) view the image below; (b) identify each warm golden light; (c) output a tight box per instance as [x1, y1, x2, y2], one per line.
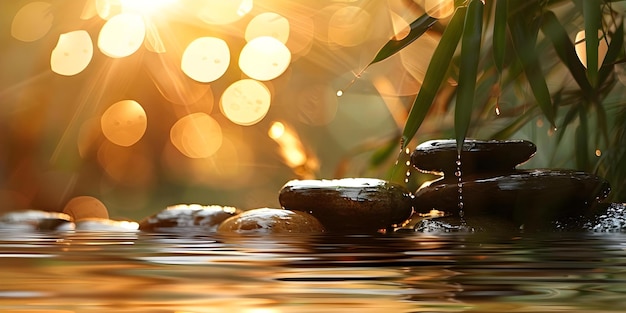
[575, 30, 609, 69]
[328, 6, 371, 47]
[220, 79, 271, 126]
[170, 113, 223, 158]
[119, 0, 176, 13]
[50, 30, 93, 76]
[268, 121, 286, 139]
[268, 121, 308, 169]
[62, 196, 109, 221]
[11, 2, 53, 42]
[194, 0, 253, 25]
[295, 84, 338, 126]
[424, 0, 455, 19]
[239, 36, 292, 81]
[98, 13, 146, 58]
[245, 12, 290, 44]
[181, 37, 230, 83]
[100, 100, 147, 147]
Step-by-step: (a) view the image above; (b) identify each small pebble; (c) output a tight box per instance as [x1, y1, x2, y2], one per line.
[217, 208, 325, 234]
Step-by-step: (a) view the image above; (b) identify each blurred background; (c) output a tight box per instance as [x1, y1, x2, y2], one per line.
[1, 0, 624, 221]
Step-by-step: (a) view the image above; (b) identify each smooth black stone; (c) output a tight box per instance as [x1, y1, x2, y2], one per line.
[279, 178, 414, 232]
[217, 208, 325, 234]
[139, 204, 242, 232]
[413, 169, 611, 229]
[411, 139, 536, 176]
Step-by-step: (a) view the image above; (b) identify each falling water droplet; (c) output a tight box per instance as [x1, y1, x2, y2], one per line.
[336, 90, 343, 97]
[405, 160, 411, 166]
[456, 152, 466, 225]
[595, 149, 602, 157]
[495, 105, 501, 116]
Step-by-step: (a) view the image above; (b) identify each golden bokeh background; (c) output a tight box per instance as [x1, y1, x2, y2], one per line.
[0, 0, 452, 220]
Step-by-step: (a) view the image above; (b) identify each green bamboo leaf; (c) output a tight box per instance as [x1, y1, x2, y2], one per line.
[400, 7, 467, 149]
[575, 109, 590, 170]
[598, 20, 624, 85]
[369, 14, 437, 66]
[540, 11, 595, 101]
[556, 103, 579, 144]
[369, 134, 401, 168]
[508, 14, 556, 128]
[455, 0, 484, 153]
[492, 0, 508, 73]
[583, 0, 601, 86]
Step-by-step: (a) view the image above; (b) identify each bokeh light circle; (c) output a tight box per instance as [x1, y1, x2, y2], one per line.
[245, 12, 290, 43]
[239, 36, 291, 81]
[181, 37, 230, 83]
[51, 30, 94, 76]
[98, 13, 146, 58]
[170, 113, 222, 158]
[101, 100, 147, 147]
[220, 79, 271, 126]
[328, 6, 370, 47]
[11, 2, 54, 42]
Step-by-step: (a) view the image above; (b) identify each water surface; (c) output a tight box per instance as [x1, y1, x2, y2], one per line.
[1, 230, 626, 312]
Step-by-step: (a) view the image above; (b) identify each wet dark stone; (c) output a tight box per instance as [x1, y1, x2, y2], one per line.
[278, 178, 414, 232]
[413, 169, 611, 229]
[217, 208, 325, 234]
[139, 204, 242, 232]
[0, 210, 74, 231]
[411, 139, 536, 176]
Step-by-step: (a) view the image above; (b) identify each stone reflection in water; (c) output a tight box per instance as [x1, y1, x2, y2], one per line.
[411, 139, 612, 231]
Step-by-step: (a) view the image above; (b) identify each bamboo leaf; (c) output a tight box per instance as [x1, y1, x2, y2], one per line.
[508, 13, 556, 128]
[400, 7, 467, 149]
[583, 0, 601, 86]
[599, 20, 624, 85]
[369, 14, 437, 66]
[556, 103, 579, 144]
[369, 134, 401, 168]
[455, 0, 484, 153]
[492, 0, 508, 73]
[575, 109, 590, 170]
[540, 11, 595, 101]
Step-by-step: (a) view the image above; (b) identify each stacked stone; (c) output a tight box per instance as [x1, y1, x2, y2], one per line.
[411, 139, 611, 230]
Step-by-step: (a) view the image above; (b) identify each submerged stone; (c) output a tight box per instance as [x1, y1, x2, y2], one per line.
[217, 208, 325, 234]
[278, 178, 413, 232]
[414, 169, 611, 229]
[0, 210, 74, 231]
[411, 139, 536, 176]
[139, 204, 241, 232]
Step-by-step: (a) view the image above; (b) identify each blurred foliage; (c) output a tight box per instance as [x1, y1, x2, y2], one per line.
[367, 0, 626, 201]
